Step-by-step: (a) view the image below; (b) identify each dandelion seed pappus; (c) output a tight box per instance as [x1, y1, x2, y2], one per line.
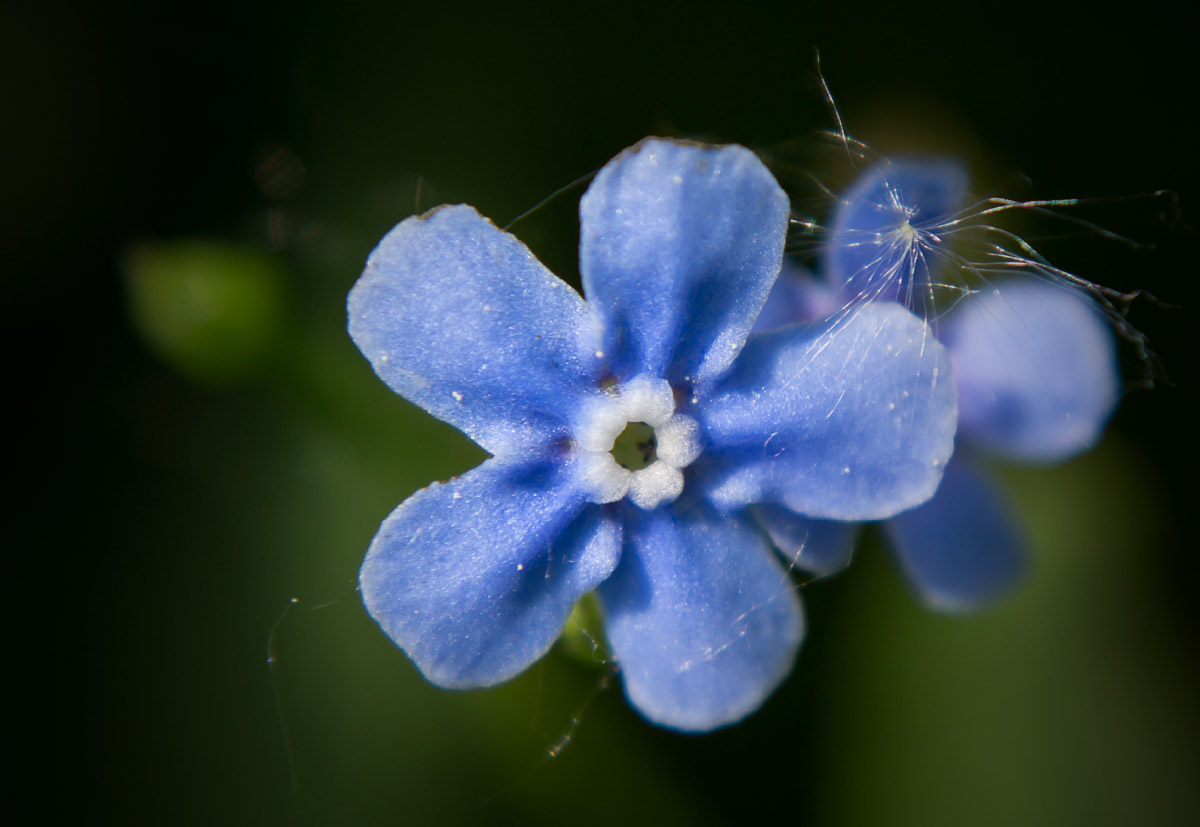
[764, 123, 1171, 392]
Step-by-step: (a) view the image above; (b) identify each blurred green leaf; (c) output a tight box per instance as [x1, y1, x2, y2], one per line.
[124, 240, 287, 386]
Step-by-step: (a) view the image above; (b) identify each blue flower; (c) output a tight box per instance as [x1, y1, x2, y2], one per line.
[886, 278, 1119, 610]
[757, 157, 1120, 611]
[347, 139, 957, 730]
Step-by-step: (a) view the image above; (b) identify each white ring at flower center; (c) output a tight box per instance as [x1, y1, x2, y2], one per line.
[574, 376, 702, 510]
[575, 375, 676, 452]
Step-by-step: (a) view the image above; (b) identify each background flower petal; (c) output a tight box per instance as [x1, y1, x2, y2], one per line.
[348, 205, 604, 459]
[754, 503, 859, 576]
[360, 458, 621, 689]
[597, 503, 803, 732]
[944, 280, 1119, 462]
[821, 157, 968, 303]
[697, 302, 957, 520]
[750, 260, 840, 333]
[580, 138, 790, 386]
[884, 455, 1029, 612]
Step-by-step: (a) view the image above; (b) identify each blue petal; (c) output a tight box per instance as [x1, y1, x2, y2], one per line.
[944, 280, 1118, 461]
[750, 260, 840, 333]
[883, 455, 1028, 612]
[580, 138, 790, 386]
[754, 503, 858, 576]
[597, 503, 803, 732]
[359, 458, 621, 689]
[822, 157, 968, 304]
[348, 205, 603, 458]
[698, 302, 957, 520]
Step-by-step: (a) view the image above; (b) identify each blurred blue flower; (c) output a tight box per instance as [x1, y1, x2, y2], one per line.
[886, 279, 1119, 610]
[758, 157, 1120, 611]
[348, 139, 956, 730]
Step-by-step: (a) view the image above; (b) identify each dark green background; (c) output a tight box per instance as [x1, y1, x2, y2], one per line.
[11, 1, 1196, 824]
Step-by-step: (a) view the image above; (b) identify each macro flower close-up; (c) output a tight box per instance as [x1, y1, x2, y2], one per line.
[347, 138, 957, 730]
[32, 3, 1194, 821]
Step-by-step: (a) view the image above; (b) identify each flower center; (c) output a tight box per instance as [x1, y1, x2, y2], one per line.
[611, 421, 657, 471]
[574, 375, 703, 510]
[896, 219, 919, 244]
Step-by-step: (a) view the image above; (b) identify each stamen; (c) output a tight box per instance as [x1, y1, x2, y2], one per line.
[611, 421, 658, 471]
